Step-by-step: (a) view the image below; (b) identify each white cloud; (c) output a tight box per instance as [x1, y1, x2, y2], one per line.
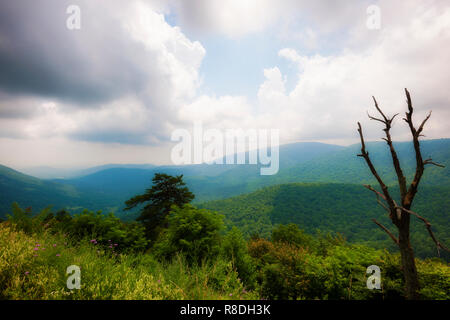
[1, 0, 449, 168]
[178, 95, 253, 130]
[172, 0, 279, 38]
[171, 0, 373, 39]
[0, 0, 206, 145]
[254, 2, 450, 143]
[181, 0, 450, 145]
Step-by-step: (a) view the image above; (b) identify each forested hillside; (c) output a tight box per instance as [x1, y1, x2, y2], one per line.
[278, 139, 450, 186]
[200, 183, 450, 260]
[2, 139, 448, 216]
[56, 138, 450, 205]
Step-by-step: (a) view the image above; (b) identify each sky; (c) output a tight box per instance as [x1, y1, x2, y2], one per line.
[0, 0, 449, 169]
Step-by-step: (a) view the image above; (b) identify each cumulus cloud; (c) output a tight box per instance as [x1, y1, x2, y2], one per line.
[0, 0, 449, 167]
[171, 0, 373, 40]
[0, 0, 206, 145]
[171, 0, 279, 38]
[253, 1, 450, 143]
[183, 0, 450, 145]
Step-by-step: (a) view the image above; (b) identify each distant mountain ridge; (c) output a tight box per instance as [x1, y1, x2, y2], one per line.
[1, 139, 449, 218]
[18, 163, 158, 179]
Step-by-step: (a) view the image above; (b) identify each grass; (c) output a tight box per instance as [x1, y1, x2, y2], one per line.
[0, 223, 258, 300]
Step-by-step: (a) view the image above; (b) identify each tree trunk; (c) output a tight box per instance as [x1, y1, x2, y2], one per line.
[357, 89, 447, 300]
[398, 217, 420, 300]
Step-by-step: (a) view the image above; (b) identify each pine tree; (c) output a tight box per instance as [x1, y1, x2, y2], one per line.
[124, 173, 194, 242]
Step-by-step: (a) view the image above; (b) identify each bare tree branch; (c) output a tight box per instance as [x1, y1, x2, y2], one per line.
[358, 89, 445, 299]
[367, 111, 386, 125]
[357, 123, 396, 212]
[363, 184, 385, 199]
[417, 111, 432, 137]
[364, 185, 403, 221]
[368, 97, 407, 200]
[397, 206, 450, 256]
[403, 88, 431, 208]
[372, 96, 389, 123]
[364, 185, 389, 212]
[372, 218, 399, 245]
[423, 158, 445, 168]
[376, 197, 389, 213]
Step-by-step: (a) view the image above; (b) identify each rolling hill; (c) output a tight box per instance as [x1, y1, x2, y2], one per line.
[0, 165, 120, 217]
[199, 182, 450, 260]
[0, 164, 80, 216]
[46, 138, 450, 205]
[1, 139, 448, 228]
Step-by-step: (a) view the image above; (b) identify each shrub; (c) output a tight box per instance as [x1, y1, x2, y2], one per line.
[63, 210, 149, 252]
[154, 205, 224, 264]
[7, 202, 51, 235]
[221, 227, 257, 289]
[272, 224, 313, 249]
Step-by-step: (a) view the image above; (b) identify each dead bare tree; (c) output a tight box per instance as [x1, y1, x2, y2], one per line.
[357, 88, 448, 300]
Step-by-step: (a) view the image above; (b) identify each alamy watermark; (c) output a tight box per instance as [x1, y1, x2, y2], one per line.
[366, 5, 381, 30]
[366, 265, 381, 289]
[171, 122, 279, 175]
[66, 5, 81, 30]
[66, 265, 81, 289]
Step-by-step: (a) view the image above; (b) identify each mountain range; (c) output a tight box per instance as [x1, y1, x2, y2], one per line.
[1, 138, 449, 259]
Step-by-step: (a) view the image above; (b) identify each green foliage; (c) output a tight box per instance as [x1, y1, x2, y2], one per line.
[65, 210, 148, 252]
[7, 202, 52, 235]
[2, 213, 448, 300]
[0, 223, 255, 300]
[417, 258, 450, 299]
[124, 173, 194, 241]
[154, 205, 223, 264]
[201, 183, 450, 260]
[7, 203, 148, 252]
[272, 223, 314, 249]
[248, 233, 449, 300]
[221, 227, 257, 289]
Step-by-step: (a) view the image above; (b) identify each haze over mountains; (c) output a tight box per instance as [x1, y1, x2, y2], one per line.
[1, 139, 449, 217]
[1, 138, 449, 259]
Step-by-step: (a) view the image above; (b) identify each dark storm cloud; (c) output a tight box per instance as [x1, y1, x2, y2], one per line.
[69, 127, 171, 145]
[0, 91, 40, 118]
[0, 1, 160, 106]
[0, 0, 206, 145]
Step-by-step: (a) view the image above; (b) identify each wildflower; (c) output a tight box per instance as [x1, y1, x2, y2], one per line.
[56, 254, 61, 257]
[114, 243, 118, 246]
[25, 271, 30, 275]
[34, 247, 39, 251]
[53, 244, 57, 247]
[109, 245, 113, 248]
[90, 239, 96, 243]
[33, 254, 38, 257]
[157, 279, 161, 284]
[229, 293, 233, 297]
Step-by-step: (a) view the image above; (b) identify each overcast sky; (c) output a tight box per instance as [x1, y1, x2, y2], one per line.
[0, 0, 449, 169]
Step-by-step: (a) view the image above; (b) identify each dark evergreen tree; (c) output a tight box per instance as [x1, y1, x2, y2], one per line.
[124, 173, 194, 241]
